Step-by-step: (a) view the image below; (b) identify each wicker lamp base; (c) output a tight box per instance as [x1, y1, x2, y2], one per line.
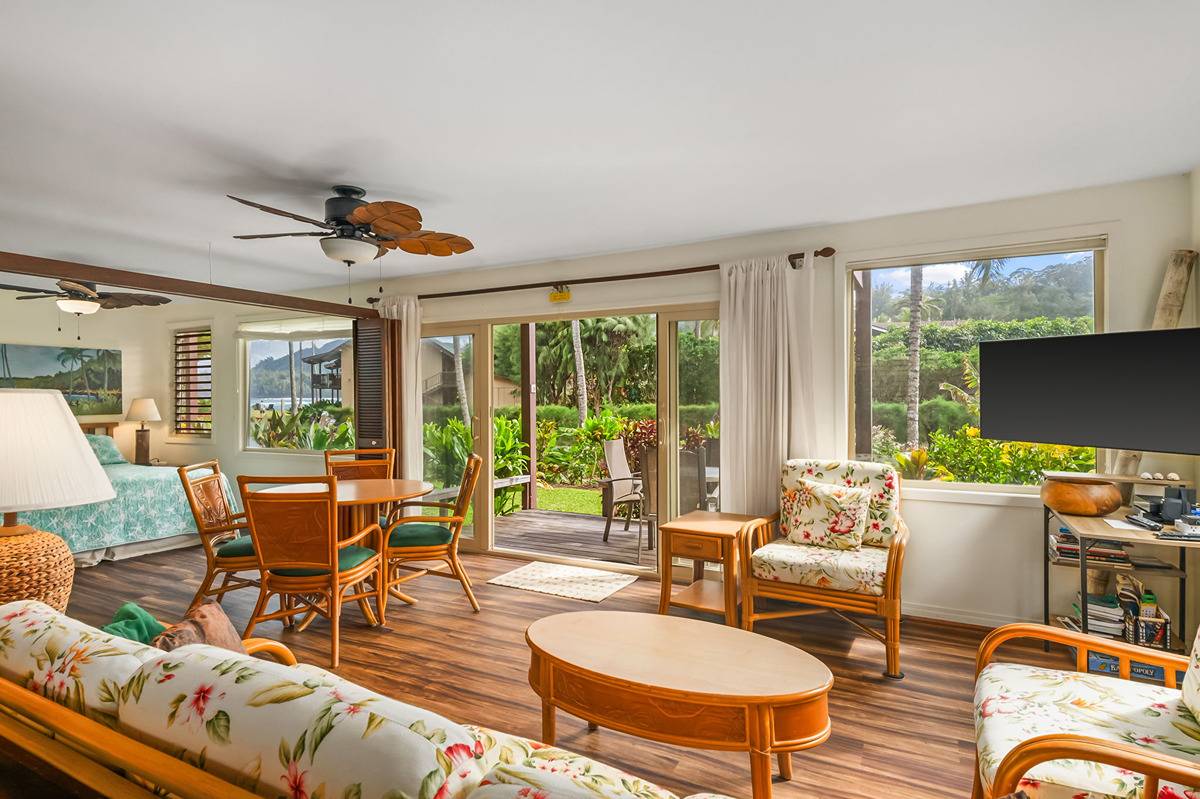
[0, 528, 74, 611]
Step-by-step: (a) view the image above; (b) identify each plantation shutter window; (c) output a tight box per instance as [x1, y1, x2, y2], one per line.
[174, 328, 212, 436]
[353, 318, 387, 449]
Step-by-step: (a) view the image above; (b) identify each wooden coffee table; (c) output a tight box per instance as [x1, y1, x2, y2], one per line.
[526, 611, 833, 798]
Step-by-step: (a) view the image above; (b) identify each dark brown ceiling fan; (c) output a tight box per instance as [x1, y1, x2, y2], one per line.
[229, 185, 474, 261]
[0, 279, 172, 311]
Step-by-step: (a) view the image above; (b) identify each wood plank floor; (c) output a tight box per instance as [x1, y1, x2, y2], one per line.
[494, 508, 652, 565]
[13, 546, 1069, 798]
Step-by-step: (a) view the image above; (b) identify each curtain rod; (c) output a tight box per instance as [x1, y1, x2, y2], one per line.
[417, 247, 836, 300]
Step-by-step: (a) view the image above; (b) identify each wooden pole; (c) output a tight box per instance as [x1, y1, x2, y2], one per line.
[519, 323, 538, 510]
[1110, 249, 1198, 481]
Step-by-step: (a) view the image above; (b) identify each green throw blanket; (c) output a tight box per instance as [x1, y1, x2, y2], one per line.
[101, 602, 166, 644]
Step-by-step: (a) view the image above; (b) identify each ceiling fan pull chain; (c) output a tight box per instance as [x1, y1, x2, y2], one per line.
[57, 308, 62, 334]
[346, 261, 353, 304]
[75, 313, 81, 341]
[378, 259, 383, 295]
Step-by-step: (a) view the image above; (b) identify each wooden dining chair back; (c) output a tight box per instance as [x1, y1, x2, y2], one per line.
[237, 475, 386, 667]
[383, 453, 483, 613]
[178, 460, 258, 613]
[324, 448, 395, 480]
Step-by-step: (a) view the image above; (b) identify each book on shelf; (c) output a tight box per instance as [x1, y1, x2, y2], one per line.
[1057, 614, 1120, 639]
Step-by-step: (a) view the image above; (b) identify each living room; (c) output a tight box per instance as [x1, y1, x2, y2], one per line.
[2, 4, 1200, 798]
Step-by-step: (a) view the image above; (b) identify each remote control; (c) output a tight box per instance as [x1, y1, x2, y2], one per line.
[1125, 513, 1163, 531]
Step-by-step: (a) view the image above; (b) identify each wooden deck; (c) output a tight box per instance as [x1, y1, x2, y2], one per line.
[493, 508, 653, 566]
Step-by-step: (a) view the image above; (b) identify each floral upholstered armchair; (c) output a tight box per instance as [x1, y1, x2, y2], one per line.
[973, 623, 1200, 799]
[739, 459, 909, 678]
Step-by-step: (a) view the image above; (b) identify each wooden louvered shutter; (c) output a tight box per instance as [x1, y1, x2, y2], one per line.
[353, 318, 387, 448]
[174, 327, 212, 436]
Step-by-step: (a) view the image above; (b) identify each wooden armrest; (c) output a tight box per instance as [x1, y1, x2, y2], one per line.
[976, 623, 1189, 681]
[386, 516, 461, 533]
[992, 733, 1200, 798]
[242, 638, 298, 666]
[399, 500, 456, 510]
[739, 513, 780, 571]
[339, 523, 382, 549]
[201, 520, 248, 537]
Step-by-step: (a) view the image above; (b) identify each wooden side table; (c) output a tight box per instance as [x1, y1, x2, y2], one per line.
[658, 511, 761, 627]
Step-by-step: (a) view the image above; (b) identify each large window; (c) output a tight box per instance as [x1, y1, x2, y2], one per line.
[850, 242, 1101, 485]
[241, 317, 355, 451]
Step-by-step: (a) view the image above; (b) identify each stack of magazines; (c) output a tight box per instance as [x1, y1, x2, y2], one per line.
[1048, 530, 1131, 568]
[1070, 592, 1125, 638]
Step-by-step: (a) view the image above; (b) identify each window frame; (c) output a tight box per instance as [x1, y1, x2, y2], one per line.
[841, 233, 1108, 495]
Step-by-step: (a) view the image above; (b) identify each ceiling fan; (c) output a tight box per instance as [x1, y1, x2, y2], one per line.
[229, 185, 474, 300]
[0, 279, 172, 315]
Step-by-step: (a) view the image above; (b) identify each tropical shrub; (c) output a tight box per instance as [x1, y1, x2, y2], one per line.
[924, 425, 1093, 485]
[492, 416, 530, 515]
[422, 418, 471, 487]
[249, 406, 355, 451]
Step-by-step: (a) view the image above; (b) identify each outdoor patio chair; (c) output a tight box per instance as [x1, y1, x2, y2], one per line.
[600, 438, 643, 536]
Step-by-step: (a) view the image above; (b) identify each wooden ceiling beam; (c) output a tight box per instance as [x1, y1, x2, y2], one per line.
[0, 250, 378, 319]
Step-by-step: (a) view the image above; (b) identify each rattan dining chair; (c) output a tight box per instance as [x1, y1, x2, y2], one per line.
[178, 461, 259, 614]
[325, 448, 397, 525]
[383, 454, 483, 614]
[237, 475, 386, 667]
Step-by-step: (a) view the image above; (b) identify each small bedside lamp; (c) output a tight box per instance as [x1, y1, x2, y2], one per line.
[126, 397, 162, 465]
[0, 389, 116, 610]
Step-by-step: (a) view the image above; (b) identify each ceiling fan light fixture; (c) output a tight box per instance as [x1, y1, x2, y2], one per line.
[319, 236, 379, 265]
[56, 298, 100, 315]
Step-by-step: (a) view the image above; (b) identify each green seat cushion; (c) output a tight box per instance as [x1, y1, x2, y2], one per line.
[216, 536, 255, 559]
[388, 522, 453, 548]
[270, 545, 376, 577]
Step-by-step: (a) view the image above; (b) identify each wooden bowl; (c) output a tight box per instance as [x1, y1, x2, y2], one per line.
[1040, 476, 1122, 517]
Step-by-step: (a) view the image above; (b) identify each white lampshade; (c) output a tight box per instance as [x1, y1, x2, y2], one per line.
[55, 298, 101, 315]
[320, 236, 381, 265]
[126, 397, 161, 423]
[0, 389, 115, 513]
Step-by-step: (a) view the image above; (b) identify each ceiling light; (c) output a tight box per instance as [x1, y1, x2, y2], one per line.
[56, 298, 100, 315]
[319, 236, 380, 265]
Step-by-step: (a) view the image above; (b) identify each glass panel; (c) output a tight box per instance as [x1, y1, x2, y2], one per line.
[850, 250, 1097, 483]
[245, 336, 355, 450]
[420, 333, 475, 539]
[673, 320, 719, 515]
[491, 316, 657, 566]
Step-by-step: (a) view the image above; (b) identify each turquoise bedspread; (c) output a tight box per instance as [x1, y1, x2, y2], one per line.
[18, 464, 237, 555]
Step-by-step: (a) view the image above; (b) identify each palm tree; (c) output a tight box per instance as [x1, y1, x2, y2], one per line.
[56, 347, 92, 393]
[287, 341, 297, 412]
[966, 258, 1009, 289]
[452, 336, 471, 427]
[0, 344, 11, 385]
[571, 319, 587, 424]
[904, 267, 922, 448]
[91, 349, 118, 392]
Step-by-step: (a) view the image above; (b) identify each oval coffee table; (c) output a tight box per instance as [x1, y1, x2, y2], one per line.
[526, 611, 832, 798]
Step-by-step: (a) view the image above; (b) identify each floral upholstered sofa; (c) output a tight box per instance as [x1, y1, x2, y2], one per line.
[973, 622, 1200, 799]
[0, 600, 731, 799]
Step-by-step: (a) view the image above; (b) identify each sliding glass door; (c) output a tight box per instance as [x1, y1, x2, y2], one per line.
[418, 323, 489, 548]
[659, 309, 720, 522]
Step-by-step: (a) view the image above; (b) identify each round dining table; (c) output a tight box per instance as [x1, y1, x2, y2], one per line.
[262, 478, 434, 537]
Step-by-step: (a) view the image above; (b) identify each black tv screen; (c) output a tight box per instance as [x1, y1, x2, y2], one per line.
[979, 327, 1200, 456]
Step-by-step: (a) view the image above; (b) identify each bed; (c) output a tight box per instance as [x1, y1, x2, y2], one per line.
[16, 423, 238, 566]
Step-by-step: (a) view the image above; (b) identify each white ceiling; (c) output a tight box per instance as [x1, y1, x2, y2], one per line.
[2, 1, 1198, 292]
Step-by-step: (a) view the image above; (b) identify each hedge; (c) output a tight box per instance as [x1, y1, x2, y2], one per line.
[423, 402, 719, 430]
[872, 316, 1093, 356]
[872, 397, 973, 444]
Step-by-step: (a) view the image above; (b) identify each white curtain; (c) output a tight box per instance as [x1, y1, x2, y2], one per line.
[379, 294, 423, 480]
[718, 254, 819, 515]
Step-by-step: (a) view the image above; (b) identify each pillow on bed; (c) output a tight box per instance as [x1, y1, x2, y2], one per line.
[85, 433, 127, 465]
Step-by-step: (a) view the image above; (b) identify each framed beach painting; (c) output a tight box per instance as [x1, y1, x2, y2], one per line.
[0, 343, 122, 415]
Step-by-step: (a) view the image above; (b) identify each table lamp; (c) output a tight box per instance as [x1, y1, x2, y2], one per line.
[0, 389, 116, 610]
[126, 397, 162, 465]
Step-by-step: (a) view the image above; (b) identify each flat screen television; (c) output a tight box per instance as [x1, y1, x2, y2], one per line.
[979, 327, 1200, 456]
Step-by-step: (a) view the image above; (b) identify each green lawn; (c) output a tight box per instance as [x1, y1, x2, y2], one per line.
[536, 485, 602, 515]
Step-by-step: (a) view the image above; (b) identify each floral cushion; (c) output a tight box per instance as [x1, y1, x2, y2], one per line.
[468, 725, 677, 799]
[975, 661, 1200, 799]
[118, 643, 488, 799]
[783, 459, 900, 547]
[750, 540, 887, 595]
[0, 600, 158, 725]
[780, 476, 870, 550]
